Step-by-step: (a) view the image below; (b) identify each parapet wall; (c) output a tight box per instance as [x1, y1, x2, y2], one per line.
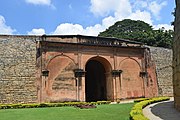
[149, 46, 173, 96]
[0, 35, 38, 103]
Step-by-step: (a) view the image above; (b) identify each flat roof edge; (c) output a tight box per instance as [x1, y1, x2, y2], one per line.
[0, 34, 143, 45]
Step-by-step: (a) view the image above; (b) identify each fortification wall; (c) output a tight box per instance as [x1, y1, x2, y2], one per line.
[174, 0, 180, 110]
[149, 46, 173, 96]
[0, 35, 38, 103]
[0, 34, 173, 104]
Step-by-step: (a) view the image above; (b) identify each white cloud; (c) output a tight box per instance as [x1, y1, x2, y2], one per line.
[53, 23, 104, 36]
[148, 1, 167, 20]
[52, 0, 153, 36]
[51, 0, 171, 36]
[27, 28, 45, 35]
[153, 24, 173, 30]
[53, 23, 84, 35]
[25, 0, 55, 8]
[83, 24, 104, 35]
[102, 16, 116, 28]
[0, 15, 15, 34]
[90, 0, 132, 17]
[90, 0, 153, 26]
[127, 10, 152, 25]
[90, 0, 114, 16]
[68, 4, 72, 9]
[25, 0, 51, 5]
[133, 1, 148, 9]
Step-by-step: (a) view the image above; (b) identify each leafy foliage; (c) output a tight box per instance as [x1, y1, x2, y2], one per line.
[134, 98, 150, 103]
[99, 19, 174, 48]
[0, 101, 111, 109]
[129, 97, 170, 120]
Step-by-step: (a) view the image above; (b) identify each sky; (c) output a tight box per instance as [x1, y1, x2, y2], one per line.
[0, 0, 175, 36]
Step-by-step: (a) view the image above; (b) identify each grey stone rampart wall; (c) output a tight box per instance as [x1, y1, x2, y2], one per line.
[0, 35, 38, 103]
[149, 46, 173, 96]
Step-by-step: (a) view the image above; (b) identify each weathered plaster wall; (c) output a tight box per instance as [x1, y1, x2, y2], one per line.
[174, 0, 180, 110]
[39, 36, 158, 102]
[149, 46, 173, 96]
[0, 35, 38, 103]
[119, 57, 144, 99]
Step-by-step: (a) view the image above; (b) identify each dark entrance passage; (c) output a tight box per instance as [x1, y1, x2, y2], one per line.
[85, 60, 107, 102]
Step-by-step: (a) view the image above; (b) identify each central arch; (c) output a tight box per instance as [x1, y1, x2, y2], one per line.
[85, 56, 112, 102]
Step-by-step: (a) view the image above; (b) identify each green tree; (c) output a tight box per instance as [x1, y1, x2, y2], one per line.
[98, 19, 173, 48]
[153, 29, 174, 48]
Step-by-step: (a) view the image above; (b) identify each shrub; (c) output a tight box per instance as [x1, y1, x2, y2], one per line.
[130, 97, 170, 120]
[134, 98, 150, 103]
[92, 101, 111, 105]
[0, 101, 111, 110]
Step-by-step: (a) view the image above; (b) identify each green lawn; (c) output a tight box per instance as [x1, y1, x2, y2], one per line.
[0, 103, 134, 120]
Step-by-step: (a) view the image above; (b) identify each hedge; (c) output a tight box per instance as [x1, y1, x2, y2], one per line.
[0, 101, 111, 109]
[134, 98, 150, 103]
[130, 97, 170, 120]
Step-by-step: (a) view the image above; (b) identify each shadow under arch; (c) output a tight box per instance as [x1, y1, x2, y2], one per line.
[45, 54, 78, 102]
[85, 56, 113, 102]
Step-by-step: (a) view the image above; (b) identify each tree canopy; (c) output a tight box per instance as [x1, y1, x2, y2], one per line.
[98, 19, 174, 48]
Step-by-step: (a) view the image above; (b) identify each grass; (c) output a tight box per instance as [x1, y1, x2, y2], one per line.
[0, 103, 134, 120]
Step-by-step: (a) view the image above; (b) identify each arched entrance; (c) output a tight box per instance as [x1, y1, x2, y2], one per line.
[85, 57, 111, 102]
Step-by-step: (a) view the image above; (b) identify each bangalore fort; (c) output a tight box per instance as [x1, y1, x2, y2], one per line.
[0, 35, 161, 103]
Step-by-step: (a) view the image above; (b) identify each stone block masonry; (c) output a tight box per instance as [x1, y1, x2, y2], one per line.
[149, 46, 173, 96]
[39, 39, 173, 100]
[0, 35, 38, 103]
[0, 34, 171, 103]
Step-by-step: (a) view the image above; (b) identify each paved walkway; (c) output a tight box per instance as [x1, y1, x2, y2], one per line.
[143, 98, 180, 120]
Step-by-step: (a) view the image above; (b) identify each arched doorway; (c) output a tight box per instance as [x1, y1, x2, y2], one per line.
[85, 57, 111, 102]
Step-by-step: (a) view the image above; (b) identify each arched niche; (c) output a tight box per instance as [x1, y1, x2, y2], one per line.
[119, 58, 144, 98]
[46, 55, 77, 102]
